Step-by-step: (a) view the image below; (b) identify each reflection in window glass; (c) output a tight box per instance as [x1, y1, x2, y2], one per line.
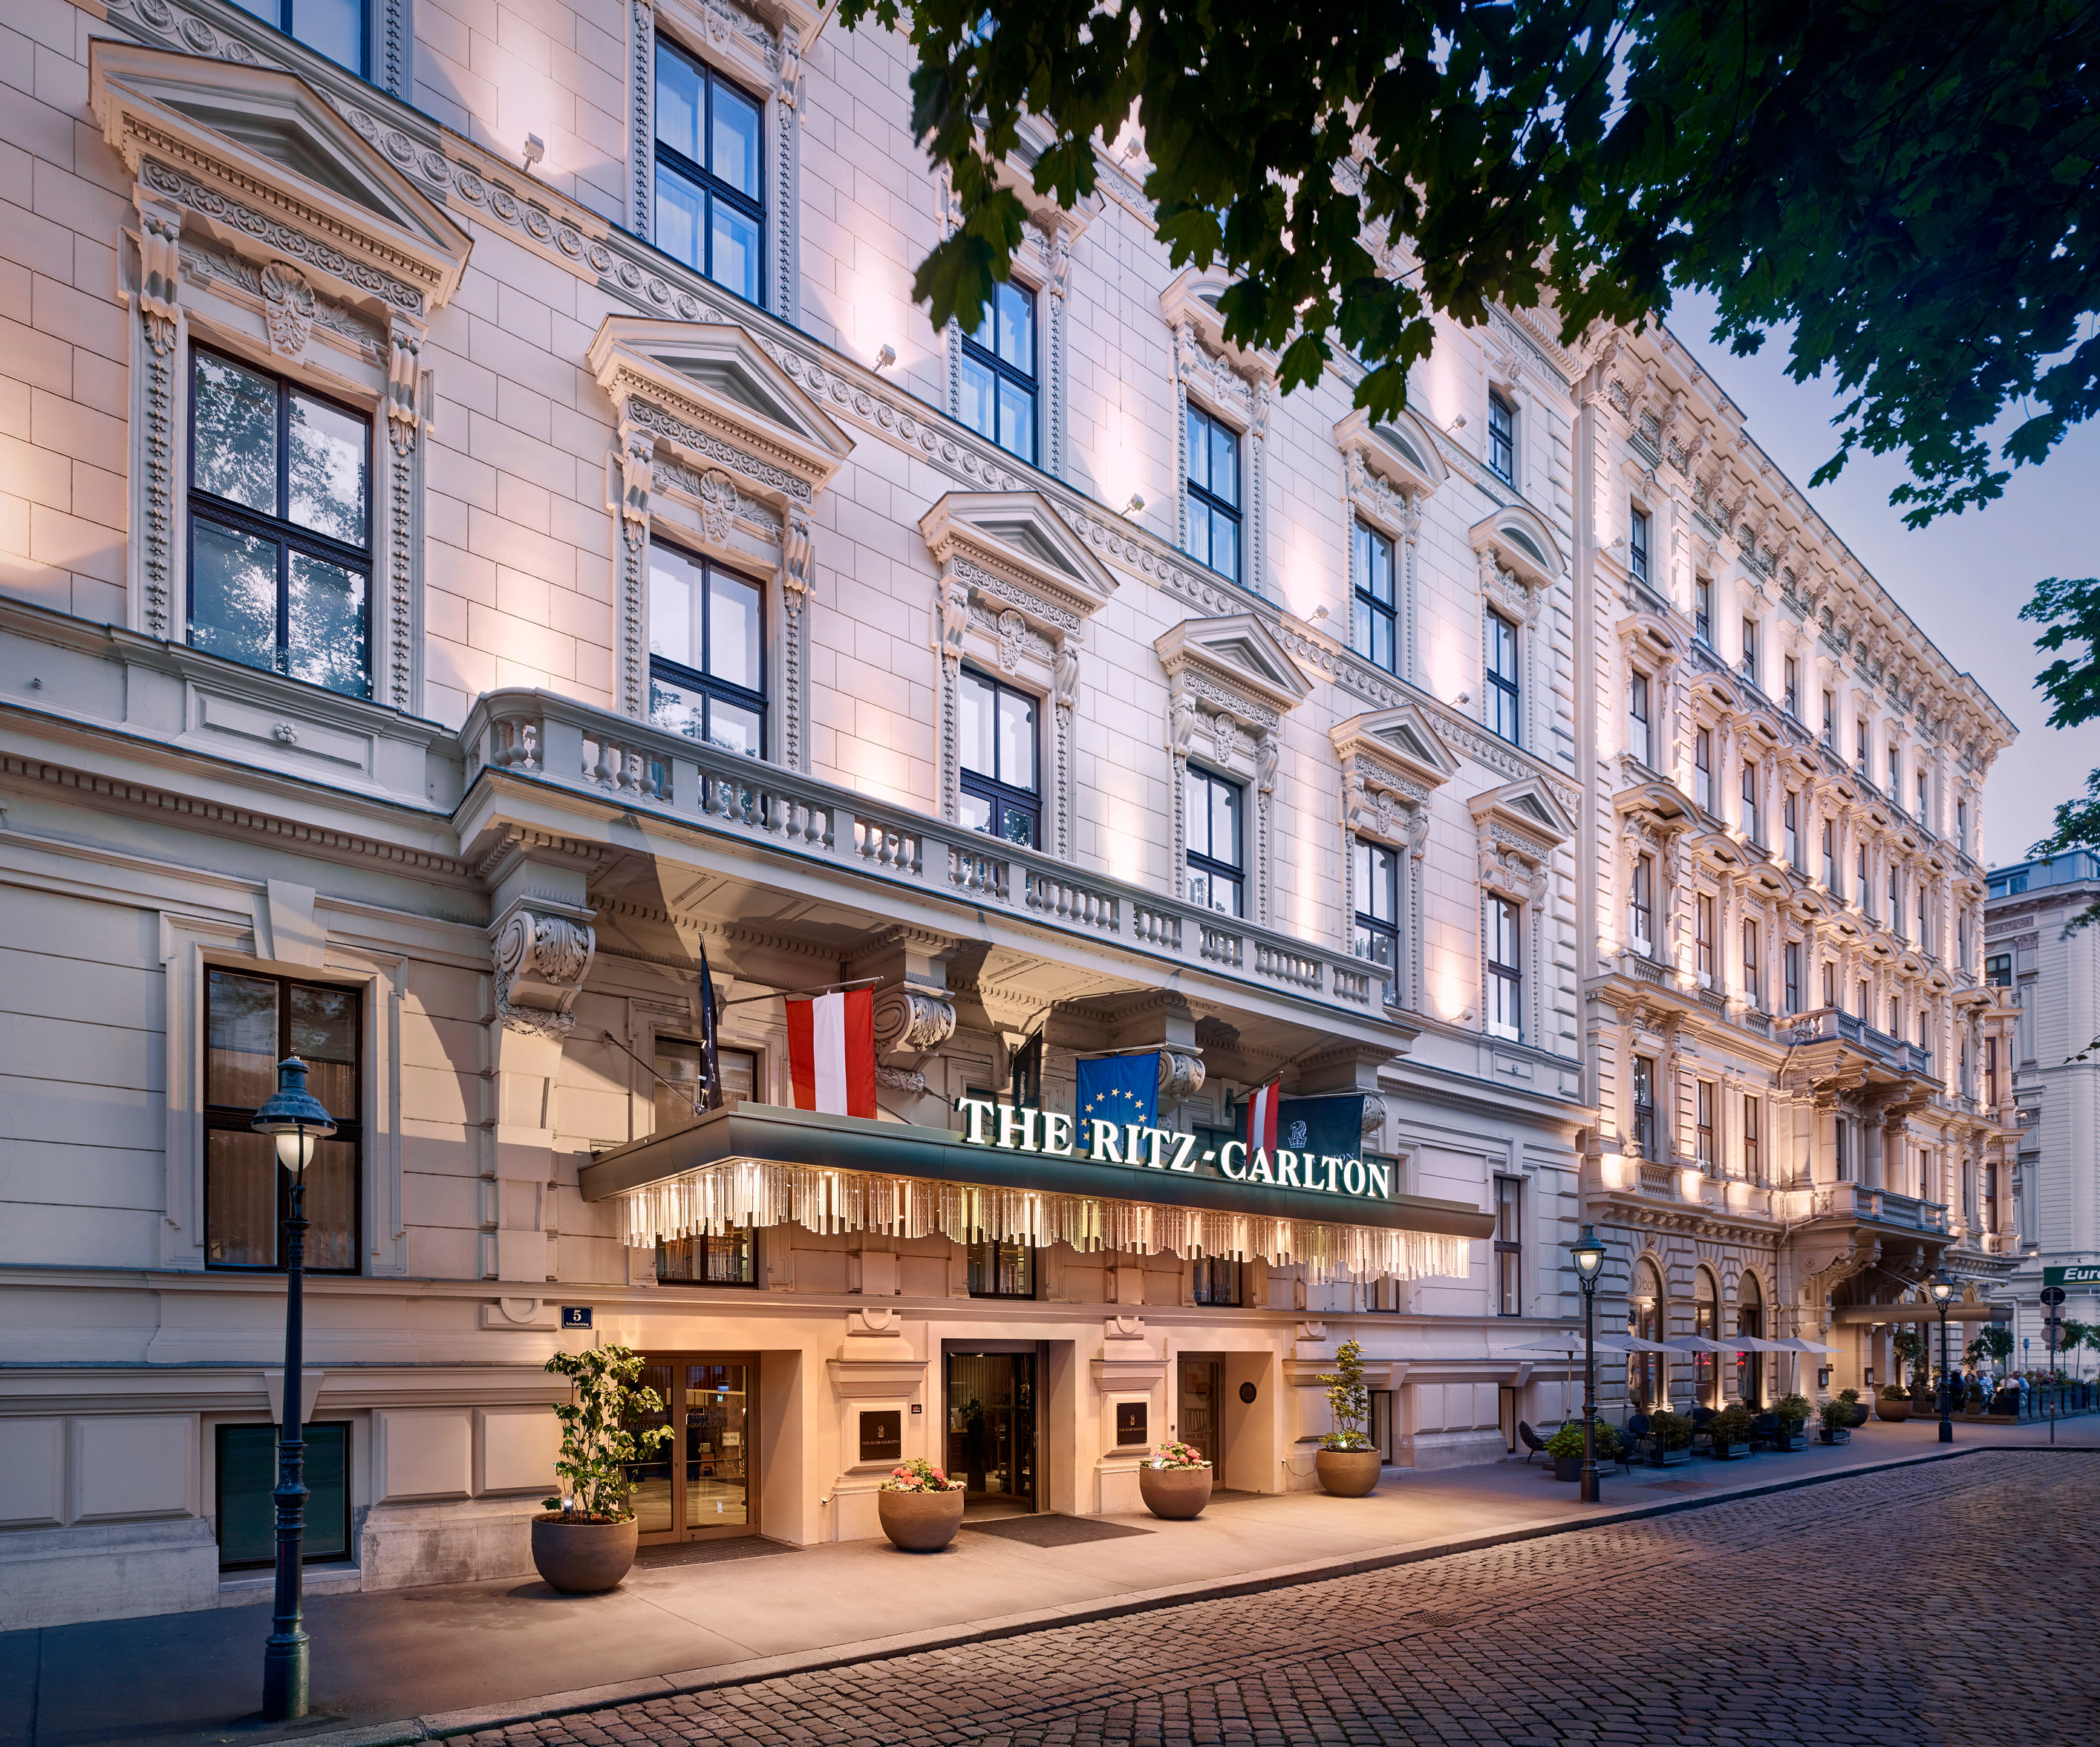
[192, 355, 278, 515]
[1187, 767, 1243, 916]
[648, 543, 766, 757]
[190, 521, 281, 676]
[959, 668, 1039, 846]
[1184, 404, 1241, 581]
[287, 393, 369, 548]
[959, 281, 1037, 464]
[654, 40, 766, 307]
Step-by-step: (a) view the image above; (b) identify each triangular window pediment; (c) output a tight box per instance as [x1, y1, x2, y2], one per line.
[656, 352, 804, 430]
[1155, 613, 1311, 715]
[1331, 705, 1459, 789]
[1469, 777, 1575, 846]
[164, 101, 397, 223]
[977, 519, 1076, 576]
[1511, 792, 1553, 825]
[919, 491, 1118, 624]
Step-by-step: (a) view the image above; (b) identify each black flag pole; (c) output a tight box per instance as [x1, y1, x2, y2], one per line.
[697, 940, 724, 1111]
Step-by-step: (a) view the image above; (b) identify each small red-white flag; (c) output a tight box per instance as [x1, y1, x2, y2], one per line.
[1243, 1079, 1281, 1153]
[786, 988, 878, 1119]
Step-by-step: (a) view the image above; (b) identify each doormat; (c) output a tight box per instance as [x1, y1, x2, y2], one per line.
[963, 1514, 1155, 1548]
[633, 1536, 800, 1570]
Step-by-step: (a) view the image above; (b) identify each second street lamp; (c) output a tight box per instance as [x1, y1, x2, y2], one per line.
[1930, 1271, 1957, 1446]
[250, 1056, 336, 1723]
[1571, 1226, 1608, 1503]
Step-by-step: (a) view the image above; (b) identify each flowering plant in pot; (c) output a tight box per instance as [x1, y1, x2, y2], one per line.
[1706, 1403, 1755, 1458]
[877, 1456, 968, 1551]
[1314, 1340, 1382, 1496]
[1647, 1409, 1695, 1464]
[1138, 1438, 1213, 1519]
[1817, 1397, 1853, 1443]
[1772, 1394, 1812, 1451]
[534, 1344, 673, 1593]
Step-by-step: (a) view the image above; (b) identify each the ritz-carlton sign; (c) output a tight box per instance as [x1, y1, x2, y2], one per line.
[953, 1099, 1394, 1203]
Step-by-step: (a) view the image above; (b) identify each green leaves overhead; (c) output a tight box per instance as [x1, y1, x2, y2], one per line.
[844, 0, 2099, 523]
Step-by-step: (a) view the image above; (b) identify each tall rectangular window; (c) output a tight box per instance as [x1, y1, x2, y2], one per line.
[1917, 768, 1930, 826]
[648, 543, 766, 757]
[205, 969, 359, 1272]
[1351, 520, 1398, 672]
[217, 1423, 350, 1570]
[1985, 1036, 2000, 1108]
[1192, 1254, 1242, 1307]
[653, 1039, 757, 1132]
[1822, 959, 1837, 1009]
[1696, 893, 1715, 984]
[1485, 895, 1522, 1041]
[1822, 820, 1839, 889]
[1888, 745, 1902, 806]
[1743, 1095, 1761, 1182]
[1631, 1055, 1656, 1156]
[655, 40, 764, 306]
[959, 280, 1037, 464]
[1187, 767, 1244, 916]
[1696, 1080, 1715, 1165]
[1352, 837, 1401, 1004]
[1888, 995, 1903, 1039]
[189, 350, 370, 698]
[1957, 799, 1969, 854]
[966, 1241, 1036, 1298]
[1694, 577, 1713, 642]
[1487, 391, 1516, 480]
[1629, 852, 1655, 954]
[1740, 617, 1759, 687]
[1889, 866, 1904, 938]
[1741, 918, 1761, 1008]
[1493, 1175, 1522, 1316]
[1856, 845, 1871, 913]
[1822, 690, 1836, 747]
[1784, 789, 1801, 869]
[1694, 728, 1713, 811]
[1783, 655, 1799, 716]
[1484, 612, 1521, 744]
[1784, 938, 1802, 1013]
[1628, 506, 1651, 584]
[228, 0, 366, 74]
[1855, 717, 1871, 774]
[1834, 1117, 1849, 1181]
[1184, 404, 1242, 581]
[958, 667, 1040, 846]
[1856, 977, 1871, 1019]
[1628, 670, 1653, 767]
[1741, 759, 1760, 843]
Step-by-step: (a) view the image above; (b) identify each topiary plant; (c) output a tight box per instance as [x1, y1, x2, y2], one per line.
[1773, 1393, 1813, 1430]
[541, 1343, 673, 1523]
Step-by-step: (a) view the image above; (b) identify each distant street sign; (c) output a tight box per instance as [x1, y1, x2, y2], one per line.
[2043, 1264, 2100, 1293]
[2040, 1286, 2067, 1307]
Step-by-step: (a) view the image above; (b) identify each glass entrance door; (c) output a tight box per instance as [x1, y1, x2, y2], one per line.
[1178, 1356, 1223, 1466]
[945, 1351, 1036, 1510]
[625, 1355, 754, 1542]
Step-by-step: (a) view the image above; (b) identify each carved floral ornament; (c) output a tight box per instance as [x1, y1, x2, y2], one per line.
[492, 905, 598, 1037]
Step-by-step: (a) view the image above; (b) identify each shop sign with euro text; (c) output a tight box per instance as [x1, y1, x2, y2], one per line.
[2043, 1264, 2100, 1294]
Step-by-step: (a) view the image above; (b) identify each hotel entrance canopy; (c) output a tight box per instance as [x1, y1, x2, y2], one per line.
[580, 1104, 1494, 1283]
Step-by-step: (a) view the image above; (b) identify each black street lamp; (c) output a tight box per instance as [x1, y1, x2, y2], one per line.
[250, 1057, 336, 1723]
[1571, 1225, 1608, 1503]
[1929, 1271, 1957, 1446]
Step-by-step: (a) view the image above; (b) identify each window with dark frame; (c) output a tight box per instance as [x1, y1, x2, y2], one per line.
[1985, 952, 2012, 989]
[1822, 690, 1836, 747]
[1696, 1079, 1715, 1166]
[1484, 611, 1520, 744]
[216, 1422, 350, 1570]
[1856, 845, 1871, 913]
[1193, 1254, 1242, 1306]
[1890, 865, 1904, 938]
[1696, 892, 1715, 984]
[1694, 727, 1713, 811]
[1822, 820, 1839, 890]
[1351, 519, 1398, 671]
[959, 280, 1037, 464]
[1784, 938, 1803, 1013]
[1630, 851, 1655, 954]
[1187, 766, 1245, 917]
[1743, 1094, 1761, 1181]
[1783, 654, 1799, 716]
[656, 1226, 757, 1286]
[204, 968, 360, 1272]
[228, 0, 366, 75]
[648, 541, 766, 757]
[1184, 402, 1242, 580]
[1487, 391, 1516, 480]
[1485, 894, 1522, 1041]
[966, 1239, 1036, 1298]
[1628, 669, 1652, 767]
[1740, 617, 1759, 687]
[1352, 837, 1401, 1003]
[654, 38, 765, 306]
[1784, 788, 1801, 869]
[1741, 918, 1760, 1008]
[1741, 758, 1760, 843]
[1628, 506, 1650, 584]
[1631, 1054, 1656, 1157]
[653, 1039, 758, 1133]
[1822, 959, 1837, 1009]
[1694, 577, 1713, 642]
[188, 350, 371, 699]
[1493, 1175, 1522, 1315]
[959, 667, 1040, 847]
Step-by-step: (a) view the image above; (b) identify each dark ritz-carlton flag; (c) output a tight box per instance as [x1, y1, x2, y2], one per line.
[1076, 1053, 1159, 1129]
[1276, 1094, 1366, 1157]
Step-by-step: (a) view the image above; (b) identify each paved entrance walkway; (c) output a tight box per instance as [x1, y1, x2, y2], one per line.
[2, 1414, 2090, 1747]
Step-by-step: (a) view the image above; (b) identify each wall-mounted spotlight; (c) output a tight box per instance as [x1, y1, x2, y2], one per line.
[521, 134, 547, 174]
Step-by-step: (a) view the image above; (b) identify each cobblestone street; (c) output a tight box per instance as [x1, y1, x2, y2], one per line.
[464, 1455, 2098, 1747]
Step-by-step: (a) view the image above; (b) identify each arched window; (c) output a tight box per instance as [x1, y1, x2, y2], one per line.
[1627, 1258, 1665, 1410]
[1736, 1271, 1764, 1407]
[1695, 1268, 1720, 1407]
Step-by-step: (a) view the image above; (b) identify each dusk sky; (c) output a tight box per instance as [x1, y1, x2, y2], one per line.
[1662, 287, 2100, 871]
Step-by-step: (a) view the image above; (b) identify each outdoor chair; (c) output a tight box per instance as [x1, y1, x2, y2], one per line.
[1689, 1404, 1715, 1452]
[1747, 1412, 1781, 1449]
[1517, 1421, 1548, 1463]
[1624, 1412, 1654, 1463]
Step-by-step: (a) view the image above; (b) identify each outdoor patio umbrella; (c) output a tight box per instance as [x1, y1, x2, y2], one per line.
[1767, 1335, 1839, 1395]
[1504, 1335, 1582, 1419]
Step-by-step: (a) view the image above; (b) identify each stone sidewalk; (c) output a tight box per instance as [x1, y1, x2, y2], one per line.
[3, 1413, 2090, 1747]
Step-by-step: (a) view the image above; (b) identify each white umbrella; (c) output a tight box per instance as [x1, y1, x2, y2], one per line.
[1504, 1335, 1581, 1419]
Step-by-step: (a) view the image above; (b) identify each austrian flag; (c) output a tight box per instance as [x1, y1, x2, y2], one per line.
[786, 988, 878, 1119]
[1243, 1079, 1281, 1153]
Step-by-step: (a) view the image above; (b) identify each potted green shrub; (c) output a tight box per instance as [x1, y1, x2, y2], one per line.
[877, 1456, 968, 1550]
[1543, 1420, 1620, 1480]
[1138, 1439, 1213, 1519]
[1875, 1384, 1912, 1423]
[1707, 1403, 1754, 1458]
[1647, 1409, 1694, 1465]
[1773, 1394, 1811, 1451]
[1817, 1397, 1853, 1444]
[1314, 1340, 1382, 1496]
[1836, 1386, 1870, 1428]
[534, 1344, 673, 1593]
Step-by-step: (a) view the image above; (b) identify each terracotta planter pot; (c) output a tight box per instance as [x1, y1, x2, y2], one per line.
[530, 1514, 638, 1594]
[1138, 1464, 1213, 1519]
[878, 1486, 965, 1551]
[1875, 1397, 1912, 1423]
[1315, 1448, 1383, 1497]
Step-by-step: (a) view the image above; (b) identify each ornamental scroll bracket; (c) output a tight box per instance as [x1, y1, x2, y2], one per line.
[491, 904, 598, 1038]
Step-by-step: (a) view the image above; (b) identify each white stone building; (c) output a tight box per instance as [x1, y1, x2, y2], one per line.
[0, 0, 1617, 1629]
[1986, 851, 2100, 1359]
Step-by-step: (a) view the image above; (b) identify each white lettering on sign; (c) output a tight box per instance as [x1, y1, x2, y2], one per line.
[953, 1099, 1392, 1203]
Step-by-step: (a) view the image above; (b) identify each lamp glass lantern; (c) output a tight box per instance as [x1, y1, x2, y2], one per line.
[252, 1056, 336, 1172]
[1571, 1226, 1607, 1286]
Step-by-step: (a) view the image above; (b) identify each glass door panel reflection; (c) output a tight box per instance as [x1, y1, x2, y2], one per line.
[683, 1362, 749, 1531]
[625, 1362, 676, 1536]
[945, 1352, 1035, 1509]
[1178, 1358, 1222, 1466]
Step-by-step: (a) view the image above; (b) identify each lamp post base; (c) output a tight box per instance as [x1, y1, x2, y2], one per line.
[262, 1628, 309, 1722]
[1578, 1463, 1601, 1503]
[1937, 1415, 1954, 1444]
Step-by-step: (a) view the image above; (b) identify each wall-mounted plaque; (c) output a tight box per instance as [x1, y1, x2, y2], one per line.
[1114, 1400, 1149, 1447]
[859, 1408, 903, 1463]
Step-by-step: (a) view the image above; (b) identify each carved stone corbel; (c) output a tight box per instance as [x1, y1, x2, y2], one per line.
[1156, 1051, 1206, 1102]
[492, 904, 597, 1037]
[386, 324, 423, 456]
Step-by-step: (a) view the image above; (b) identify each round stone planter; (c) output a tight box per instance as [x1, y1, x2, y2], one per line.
[1315, 1448, 1383, 1498]
[530, 1514, 639, 1594]
[877, 1487, 966, 1552]
[1845, 1403, 1871, 1428]
[1875, 1397, 1912, 1423]
[1138, 1464, 1213, 1520]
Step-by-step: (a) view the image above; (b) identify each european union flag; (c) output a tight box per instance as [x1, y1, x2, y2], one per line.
[1075, 1052, 1159, 1129]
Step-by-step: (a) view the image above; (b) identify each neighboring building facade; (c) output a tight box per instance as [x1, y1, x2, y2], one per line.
[1572, 330, 2021, 1415]
[1986, 851, 2100, 1359]
[0, 0, 1605, 1630]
